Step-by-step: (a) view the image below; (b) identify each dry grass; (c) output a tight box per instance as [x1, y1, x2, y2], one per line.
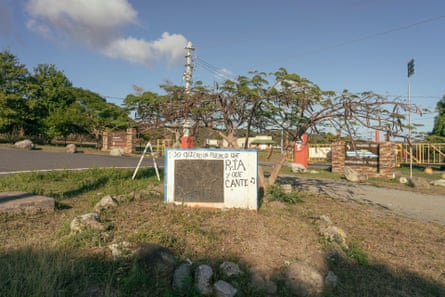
[0, 165, 445, 296]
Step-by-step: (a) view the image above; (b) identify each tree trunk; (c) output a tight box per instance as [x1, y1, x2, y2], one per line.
[267, 150, 290, 187]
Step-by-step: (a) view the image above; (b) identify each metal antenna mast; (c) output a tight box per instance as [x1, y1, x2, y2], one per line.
[183, 41, 194, 95]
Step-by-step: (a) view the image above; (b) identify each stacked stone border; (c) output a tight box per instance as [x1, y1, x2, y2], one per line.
[102, 128, 137, 154]
[331, 141, 397, 178]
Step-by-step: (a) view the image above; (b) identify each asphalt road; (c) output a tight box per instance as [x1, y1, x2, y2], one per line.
[0, 148, 161, 174]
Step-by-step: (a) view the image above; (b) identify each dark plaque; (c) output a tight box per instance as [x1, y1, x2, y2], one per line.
[174, 160, 224, 202]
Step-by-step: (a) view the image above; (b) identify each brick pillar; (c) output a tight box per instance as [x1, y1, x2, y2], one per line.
[102, 131, 109, 151]
[378, 142, 396, 178]
[125, 128, 136, 154]
[331, 141, 345, 174]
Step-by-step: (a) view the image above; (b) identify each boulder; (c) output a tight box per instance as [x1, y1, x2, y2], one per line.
[109, 148, 124, 156]
[172, 261, 193, 293]
[280, 184, 293, 193]
[94, 195, 119, 213]
[321, 226, 348, 249]
[66, 143, 77, 153]
[344, 166, 368, 183]
[290, 162, 307, 173]
[399, 176, 409, 184]
[14, 139, 34, 150]
[134, 243, 176, 286]
[219, 261, 242, 277]
[195, 264, 213, 296]
[431, 179, 445, 187]
[409, 176, 430, 189]
[108, 241, 132, 260]
[70, 213, 105, 233]
[0, 192, 54, 215]
[213, 280, 237, 297]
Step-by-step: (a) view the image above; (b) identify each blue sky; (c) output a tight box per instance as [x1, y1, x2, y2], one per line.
[1, 0, 444, 135]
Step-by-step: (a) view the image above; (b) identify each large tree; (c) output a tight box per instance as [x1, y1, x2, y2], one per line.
[0, 50, 32, 139]
[125, 67, 420, 189]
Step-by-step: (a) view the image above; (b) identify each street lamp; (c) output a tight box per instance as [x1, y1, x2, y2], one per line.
[407, 58, 415, 178]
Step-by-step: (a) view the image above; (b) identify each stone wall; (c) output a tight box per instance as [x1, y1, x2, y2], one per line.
[331, 141, 396, 178]
[102, 128, 137, 154]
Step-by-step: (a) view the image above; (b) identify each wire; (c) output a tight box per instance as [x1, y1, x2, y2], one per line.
[195, 56, 235, 81]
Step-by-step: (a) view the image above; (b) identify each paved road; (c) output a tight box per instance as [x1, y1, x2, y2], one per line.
[0, 148, 161, 174]
[279, 176, 445, 226]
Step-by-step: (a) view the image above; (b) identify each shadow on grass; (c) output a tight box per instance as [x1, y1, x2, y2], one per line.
[0, 244, 443, 297]
[326, 252, 445, 297]
[61, 176, 110, 198]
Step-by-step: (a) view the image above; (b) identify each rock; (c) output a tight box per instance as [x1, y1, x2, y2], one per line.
[409, 176, 430, 189]
[213, 280, 237, 297]
[321, 226, 348, 249]
[70, 213, 104, 233]
[0, 192, 54, 215]
[399, 176, 408, 184]
[431, 179, 445, 187]
[325, 271, 338, 288]
[195, 264, 213, 296]
[290, 162, 307, 173]
[108, 241, 132, 260]
[344, 166, 368, 182]
[66, 143, 77, 153]
[220, 261, 242, 277]
[14, 139, 34, 150]
[280, 184, 293, 193]
[94, 195, 119, 213]
[134, 243, 176, 286]
[172, 261, 193, 293]
[285, 261, 324, 296]
[109, 148, 123, 156]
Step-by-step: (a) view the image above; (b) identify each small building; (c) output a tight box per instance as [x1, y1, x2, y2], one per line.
[249, 136, 275, 150]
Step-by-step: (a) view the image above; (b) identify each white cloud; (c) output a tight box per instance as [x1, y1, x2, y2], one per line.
[104, 33, 188, 66]
[25, 0, 187, 66]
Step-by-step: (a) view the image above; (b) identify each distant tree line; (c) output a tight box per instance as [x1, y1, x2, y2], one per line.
[0, 50, 130, 143]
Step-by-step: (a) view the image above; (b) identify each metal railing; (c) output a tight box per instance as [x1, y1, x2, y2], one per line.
[395, 143, 445, 166]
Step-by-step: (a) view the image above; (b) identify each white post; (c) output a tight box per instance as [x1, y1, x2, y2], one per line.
[408, 77, 412, 178]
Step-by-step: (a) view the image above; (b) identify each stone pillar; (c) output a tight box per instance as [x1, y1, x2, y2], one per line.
[102, 131, 109, 151]
[125, 128, 136, 154]
[378, 142, 396, 178]
[331, 141, 345, 174]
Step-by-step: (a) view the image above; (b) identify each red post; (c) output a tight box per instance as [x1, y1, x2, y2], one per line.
[294, 133, 309, 168]
[375, 130, 380, 143]
[181, 135, 195, 148]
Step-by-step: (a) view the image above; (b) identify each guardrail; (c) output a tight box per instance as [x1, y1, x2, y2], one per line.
[395, 143, 445, 166]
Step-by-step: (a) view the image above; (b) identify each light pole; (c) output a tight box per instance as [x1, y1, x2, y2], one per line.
[407, 58, 415, 178]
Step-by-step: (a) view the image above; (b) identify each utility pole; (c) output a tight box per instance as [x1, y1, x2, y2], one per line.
[407, 58, 415, 178]
[181, 41, 195, 148]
